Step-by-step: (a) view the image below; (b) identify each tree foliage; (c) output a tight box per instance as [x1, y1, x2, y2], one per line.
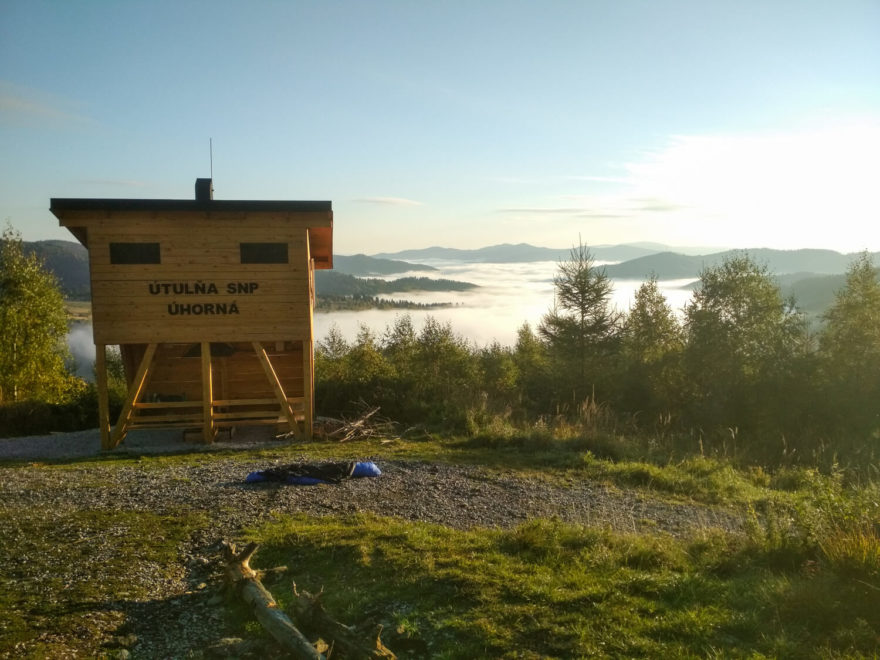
[312, 249, 880, 465]
[685, 254, 805, 377]
[682, 254, 807, 429]
[818, 253, 880, 435]
[539, 242, 621, 401]
[620, 276, 684, 415]
[622, 276, 683, 366]
[0, 225, 76, 403]
[316, 315, 481, 428]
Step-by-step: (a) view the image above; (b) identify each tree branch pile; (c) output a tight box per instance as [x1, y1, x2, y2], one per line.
[316, 405, 390, 443]
[279, 399, 435, 443]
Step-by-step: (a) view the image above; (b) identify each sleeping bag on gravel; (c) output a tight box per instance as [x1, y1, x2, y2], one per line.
[245, 461, 381, 485]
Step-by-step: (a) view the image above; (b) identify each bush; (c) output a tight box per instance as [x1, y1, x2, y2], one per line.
[0, 381, 125, 438]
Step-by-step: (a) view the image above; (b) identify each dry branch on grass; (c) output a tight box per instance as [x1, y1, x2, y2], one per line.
[220, 540, 396, 658]
[221, 541, 322, 659]
[291, 585, 396, 659]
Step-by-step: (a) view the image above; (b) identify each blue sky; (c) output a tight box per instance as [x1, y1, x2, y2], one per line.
[2, 0, 878, 254]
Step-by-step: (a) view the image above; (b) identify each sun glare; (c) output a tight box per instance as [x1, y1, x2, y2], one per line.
[627, 121, 880, 251]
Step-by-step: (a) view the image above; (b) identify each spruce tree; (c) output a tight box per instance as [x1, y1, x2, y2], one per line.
[539, 241, 621, 403]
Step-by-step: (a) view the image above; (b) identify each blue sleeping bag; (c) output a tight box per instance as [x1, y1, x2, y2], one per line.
[245, 460, 381, 485]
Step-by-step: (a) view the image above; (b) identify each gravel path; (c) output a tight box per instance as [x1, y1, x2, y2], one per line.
[0, 429, 744, 658]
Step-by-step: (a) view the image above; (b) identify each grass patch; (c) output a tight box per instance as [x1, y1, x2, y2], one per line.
[2, 434, 878, 656]
[0, 505, 205, 657]
[246, 513, 880, 658]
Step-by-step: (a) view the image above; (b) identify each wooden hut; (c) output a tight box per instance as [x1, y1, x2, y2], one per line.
[50, 179, 332, 449]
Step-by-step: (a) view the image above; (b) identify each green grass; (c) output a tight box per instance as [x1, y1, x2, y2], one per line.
[247, 512, 880, 658]
[3, 432, 878, 656]
[0, 505, 205, 658]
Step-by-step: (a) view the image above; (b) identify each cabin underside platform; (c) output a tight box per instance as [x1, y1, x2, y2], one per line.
[94, 340, 314, 450]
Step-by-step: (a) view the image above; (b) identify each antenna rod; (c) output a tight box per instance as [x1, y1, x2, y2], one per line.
[209, 138, 213, 179]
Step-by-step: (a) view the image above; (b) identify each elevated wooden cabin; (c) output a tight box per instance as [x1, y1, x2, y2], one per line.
[51, 179, 332, 449]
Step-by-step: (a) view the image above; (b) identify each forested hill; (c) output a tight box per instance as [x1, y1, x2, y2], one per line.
[603, 248, 878, 280]
[333, 254, 437, 275]
[23, 240, 90, 300]
[314, 271, 475, 296]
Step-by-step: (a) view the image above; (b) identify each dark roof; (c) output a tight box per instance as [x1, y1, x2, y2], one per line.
[50, 198, 332, 213]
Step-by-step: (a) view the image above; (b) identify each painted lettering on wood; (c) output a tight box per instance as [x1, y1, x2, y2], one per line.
[144, 281, 262, 316]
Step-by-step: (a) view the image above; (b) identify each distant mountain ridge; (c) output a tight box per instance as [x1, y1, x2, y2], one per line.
[23, 240, 878, 323]
[334, 254, 436, 276]
[603, 248, 877, 280]
[373, 242, 656, 263]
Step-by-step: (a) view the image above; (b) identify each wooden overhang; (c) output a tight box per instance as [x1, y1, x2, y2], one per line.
[50, 198, 333, 269]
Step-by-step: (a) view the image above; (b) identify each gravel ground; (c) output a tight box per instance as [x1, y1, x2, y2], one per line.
[0, 428, 744, 658]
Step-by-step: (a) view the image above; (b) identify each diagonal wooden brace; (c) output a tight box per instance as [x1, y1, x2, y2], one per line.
[252, 341, 301, 438]
[110, 343, 157, 449]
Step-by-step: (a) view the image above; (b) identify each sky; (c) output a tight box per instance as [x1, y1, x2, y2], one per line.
[2, 0, 879, 255]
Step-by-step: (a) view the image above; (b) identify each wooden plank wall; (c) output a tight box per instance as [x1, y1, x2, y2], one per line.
[121, 342, 305, 403]
[73, 213, 317, 344]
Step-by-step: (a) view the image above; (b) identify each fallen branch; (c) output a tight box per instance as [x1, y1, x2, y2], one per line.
[220, 541, 397, 658]
[401, 425, 435, 442]
[291, 584, 396, 659]
[221, 541, 323, 659]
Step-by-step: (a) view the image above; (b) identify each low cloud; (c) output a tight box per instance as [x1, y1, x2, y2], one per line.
[564, 175, 633, 185]
[0, 82, 92, 126]
[487, 176, 547, 185]
[631, 198, 684, 213]
[73, 178, 149, 188]
[356, 197, 423, 206]
[500, 195, 680, 221]
[497, 207, 584, 215]
[490, 174, 634, 187]
[577, 211, 628, 220]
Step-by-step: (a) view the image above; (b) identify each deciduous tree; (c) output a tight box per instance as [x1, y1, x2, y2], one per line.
[818, 252, 880, 435]
[0, 225, 75, 402]
[683, 253, 807, 433]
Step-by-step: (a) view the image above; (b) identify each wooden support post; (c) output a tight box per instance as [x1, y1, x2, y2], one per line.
[94, 344, 111, 450]
[110, 343, 157, 449]
[201, 341, 215, 444]
[303, 338, 313, 440]
[252, 341, 299, 437]
[304, 236, 316, 441]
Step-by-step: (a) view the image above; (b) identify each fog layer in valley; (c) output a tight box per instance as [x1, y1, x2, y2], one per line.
[66, 260, 696, 374]
[314, 260, 695, 346]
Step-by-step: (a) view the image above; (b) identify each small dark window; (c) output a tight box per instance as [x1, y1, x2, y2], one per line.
[109, 242, 161, 264]
[240, 242, 288, 264]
